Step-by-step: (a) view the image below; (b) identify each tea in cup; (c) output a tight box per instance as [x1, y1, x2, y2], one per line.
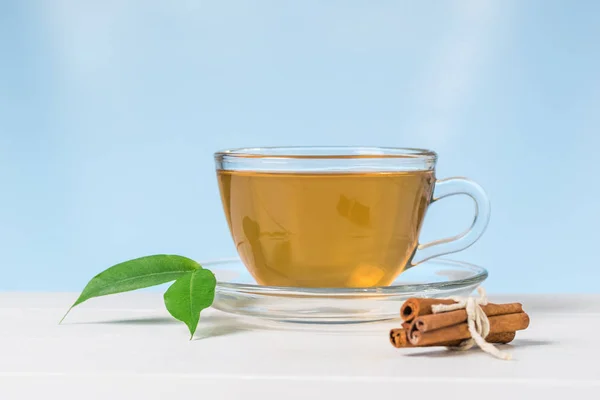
[215, 147, 489, 288]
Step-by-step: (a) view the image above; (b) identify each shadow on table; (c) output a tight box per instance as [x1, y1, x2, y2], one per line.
[67, 313, 257, 340]
[64, 312, 398, 338]
[76, 316, 180, 325]
[403, 339, 557, 358]
[193, 314, 256, 340]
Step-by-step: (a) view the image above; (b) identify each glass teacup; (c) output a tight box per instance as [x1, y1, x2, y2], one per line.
[215, 147, 489, 288]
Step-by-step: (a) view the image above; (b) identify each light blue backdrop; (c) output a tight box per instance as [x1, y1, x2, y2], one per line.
[1, 1, 599, 293]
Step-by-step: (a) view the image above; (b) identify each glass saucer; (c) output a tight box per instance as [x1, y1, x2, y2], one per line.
[208, 258, 487, 323]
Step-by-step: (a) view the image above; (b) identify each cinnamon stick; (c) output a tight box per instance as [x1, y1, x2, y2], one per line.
[409, 312, 530, 346]
[485, 331, 516, 345]
[390, 329, 516, 348]
[400, 298, 523, 323]
[400, 298, 456, 322]
[414, 303, 523, 333]
[390, 328, 411, 348]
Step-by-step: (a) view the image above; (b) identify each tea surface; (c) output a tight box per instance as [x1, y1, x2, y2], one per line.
[218, 170, 434, 287]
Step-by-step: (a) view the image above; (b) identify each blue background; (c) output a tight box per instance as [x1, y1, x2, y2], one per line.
[1, 1, 598, 293]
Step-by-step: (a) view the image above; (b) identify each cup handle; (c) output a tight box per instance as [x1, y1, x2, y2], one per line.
[410, 177, 491, 267]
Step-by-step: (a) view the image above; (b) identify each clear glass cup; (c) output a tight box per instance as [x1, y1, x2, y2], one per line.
[214, 147, 490, 288]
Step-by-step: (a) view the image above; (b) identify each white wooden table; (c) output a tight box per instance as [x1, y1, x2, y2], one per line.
[1, 293, 599, 399]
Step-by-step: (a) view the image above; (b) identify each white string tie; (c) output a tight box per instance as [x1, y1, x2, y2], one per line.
[432, 287, 512, 360]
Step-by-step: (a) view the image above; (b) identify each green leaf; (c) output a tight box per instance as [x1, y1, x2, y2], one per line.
[163, 269, 217, 339]
[61, 254, 200, 322]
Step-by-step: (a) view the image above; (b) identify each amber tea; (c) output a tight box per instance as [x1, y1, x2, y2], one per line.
[218, 170, 435, 287]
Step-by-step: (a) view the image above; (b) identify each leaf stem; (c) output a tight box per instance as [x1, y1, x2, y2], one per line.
[59, 307, 73, 324]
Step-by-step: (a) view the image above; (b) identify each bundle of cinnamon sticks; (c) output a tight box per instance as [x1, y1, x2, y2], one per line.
[390, 297, 530, 349]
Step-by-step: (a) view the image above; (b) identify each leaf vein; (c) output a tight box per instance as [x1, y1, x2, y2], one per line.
[78, 271, 187, 302]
